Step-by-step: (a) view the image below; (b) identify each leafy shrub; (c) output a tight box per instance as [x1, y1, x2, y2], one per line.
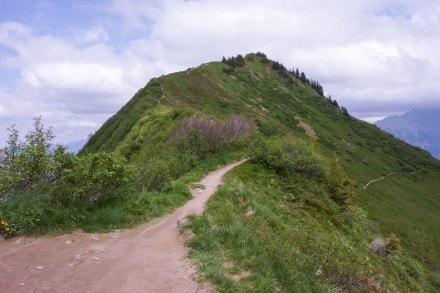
[250, 135, 330, 181]
[139, 156, 174, 192]
[53, 152, 138, 202]
[342, 205, 368, 231]
[135, 143, 198, 192]
[402, 257, 425, 280]
[0, 117, 80, 200]
[171, 114, 254, 158]
[325, 159, 355, 205]
[0, 117, 58, 198]
[251, 136, 356, 206]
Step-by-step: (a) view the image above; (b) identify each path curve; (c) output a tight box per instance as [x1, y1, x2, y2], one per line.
[0, 160, 245, 293]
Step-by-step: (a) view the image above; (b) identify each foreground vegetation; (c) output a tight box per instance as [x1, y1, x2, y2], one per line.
[0, 115, 253, 236]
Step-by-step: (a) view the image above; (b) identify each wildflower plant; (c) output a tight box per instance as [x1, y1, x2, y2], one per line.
[0, 219, 11, 238]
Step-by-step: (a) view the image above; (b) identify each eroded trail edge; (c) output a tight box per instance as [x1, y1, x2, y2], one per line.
[0, 160, 246, 293]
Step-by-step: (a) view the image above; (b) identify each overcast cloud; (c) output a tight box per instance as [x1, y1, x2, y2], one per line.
[1, 0, 439, 146]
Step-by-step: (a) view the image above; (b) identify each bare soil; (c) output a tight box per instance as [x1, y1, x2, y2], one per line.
[0, 160, 245, 293]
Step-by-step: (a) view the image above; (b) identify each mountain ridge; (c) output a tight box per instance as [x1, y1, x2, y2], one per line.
[81, 53, 440, 291]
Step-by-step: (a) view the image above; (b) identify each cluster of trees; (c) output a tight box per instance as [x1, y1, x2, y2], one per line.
[287, 67, 324, 96]
[288, 65, 349, 116]
[221, 54, 245, 68]
[0, 117, 136, 202]
[256, 53, 321, 97]
[270, 60, 297, 87]
[220, 52, 349, 116]
[327, 95, 350, 116]
[221, 52, 348, 115]
[256, 52, 269, 63]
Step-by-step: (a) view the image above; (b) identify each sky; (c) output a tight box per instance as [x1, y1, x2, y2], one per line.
[1, 0, 439, 147]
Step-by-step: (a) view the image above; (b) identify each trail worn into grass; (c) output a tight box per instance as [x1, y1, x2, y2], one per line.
[362, 169, 423, 190]
[362, 172, 397, 189]
[0, 160, 245, 293]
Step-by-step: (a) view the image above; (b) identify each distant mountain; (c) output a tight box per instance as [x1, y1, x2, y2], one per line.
[375, 109, 440, 159]
[65, 139, 87, 154]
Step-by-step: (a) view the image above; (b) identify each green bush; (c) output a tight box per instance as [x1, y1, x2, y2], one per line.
[250, 135, 330, 181]
[402, 257, 425, 280]
[325, 159, 355, 205]
[341, 205, 368, 231]
[0, 117, 56, 198]
[135, 144, 198, 192]
[171, 114, 254, 158]
[53, 152, 138, 202]
[250, 136, 356, 206]
[139, 156, 173, 191]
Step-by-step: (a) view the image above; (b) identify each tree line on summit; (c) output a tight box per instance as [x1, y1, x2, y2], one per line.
[221, 53, 349, 116]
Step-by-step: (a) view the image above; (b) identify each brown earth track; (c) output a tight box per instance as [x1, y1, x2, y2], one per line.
[0, 160, 245, 293]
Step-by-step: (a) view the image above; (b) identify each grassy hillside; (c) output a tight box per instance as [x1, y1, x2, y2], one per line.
[80, 53, 440, 291]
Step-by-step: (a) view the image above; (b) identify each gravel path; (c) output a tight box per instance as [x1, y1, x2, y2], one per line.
[0, 160, 245, 293]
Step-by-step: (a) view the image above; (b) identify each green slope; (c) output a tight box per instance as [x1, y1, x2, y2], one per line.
[82, 53, 440, 290]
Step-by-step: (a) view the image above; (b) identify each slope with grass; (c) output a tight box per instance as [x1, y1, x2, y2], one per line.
[10, 53, 439, 291]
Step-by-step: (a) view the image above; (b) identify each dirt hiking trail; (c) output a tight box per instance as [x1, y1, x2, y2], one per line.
[0, 160, 245, 293]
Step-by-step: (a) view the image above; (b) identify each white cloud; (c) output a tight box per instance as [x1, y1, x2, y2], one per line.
[0, 22, 152, 145]
[74, 26, 109, 44]
[1, 0, 440, 146]
[25, 61, 125, 92]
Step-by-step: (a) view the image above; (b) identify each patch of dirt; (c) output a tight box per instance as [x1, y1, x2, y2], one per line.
[229, 270, 252, 282]
[245, 208, 255, 217]
[223, 260, 252, 281]
[294, 116, 318, 139]
[0, 160, 245, 293]
[248, 69, 260, 81]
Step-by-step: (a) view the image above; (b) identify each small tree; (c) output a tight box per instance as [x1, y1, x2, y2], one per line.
[0, 125, 23, 196]
[326, 159, 355, 205]
[235, 54, 245, 67]
[20, 116, 55, 186]
[0, 117, 72, 198]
